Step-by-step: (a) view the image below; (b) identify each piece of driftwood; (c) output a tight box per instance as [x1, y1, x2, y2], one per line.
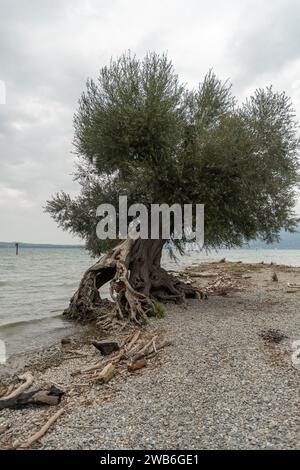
[15, 408, 65, 449]
[132, 340, 173, 363]
[125, 341, 146, 358]
[0, 384, 14, 399]
[204, 273, 243, 296]
[90, 331, 147, 383]
[124, 330, 141, 351]
[91, 341, 120, 355]
[0, 372, 34, 401]
[71, 354, 117, 376]
[5, 384, 14, 396]
[73, 330, 141, 376]
[188, 272, 219, 278]
[128, 358, 147, 372]
[135, 335, 158, 356]
[0, 385, 64, 410]
[94, 363, 116, 384]
[80, 350, 122, 375]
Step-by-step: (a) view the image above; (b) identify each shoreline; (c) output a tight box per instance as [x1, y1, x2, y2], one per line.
[2, 248, 300, 360]
[1, 261, 300, 449]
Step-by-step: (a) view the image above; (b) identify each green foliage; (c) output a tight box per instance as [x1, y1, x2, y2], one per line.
[46, 52, 300, 256]
[153, 301, 166, 318]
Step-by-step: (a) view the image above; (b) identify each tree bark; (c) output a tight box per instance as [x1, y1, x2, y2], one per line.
[64, 238, 199, 327]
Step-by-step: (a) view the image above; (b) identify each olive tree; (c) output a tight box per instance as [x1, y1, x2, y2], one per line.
[46, 52, 299, 326]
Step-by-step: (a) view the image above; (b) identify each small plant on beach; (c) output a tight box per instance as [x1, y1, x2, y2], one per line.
[46, 52, 299, 327]
[153, 301, 166, 318]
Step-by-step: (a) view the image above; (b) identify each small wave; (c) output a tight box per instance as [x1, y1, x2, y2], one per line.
[59, 281, 79, 288]
[0, 280, 7, 286]
[0, 313, 64, 331]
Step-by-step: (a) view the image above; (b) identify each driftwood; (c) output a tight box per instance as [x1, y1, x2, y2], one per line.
[0, 329, 172, 449]
[124, 330, 141, 351]
[128, 358, 147, 372]
[125, 341, 146, 358]
[134, 335, 158, 357]
[0, 385, 64, 410]
[15, 408, 65, 449]
[0, 384, 14, 399]
[94, 363, 116, 384]
[73, 331, 170, 393]
[0, 372, 34, 401]
[286, 282, 300, 293]
[93, 331, 156, 377]
[131, 340, 173, 363]
[187, 272, 219, 278]
[150, 339, 172, 354]
[88, 335, 141, 381]
[73, 330, 141, 376]
[204, 274, 243, 296]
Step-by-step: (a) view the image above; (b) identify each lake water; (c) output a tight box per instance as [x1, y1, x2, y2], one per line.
[1, 247, 300, 357]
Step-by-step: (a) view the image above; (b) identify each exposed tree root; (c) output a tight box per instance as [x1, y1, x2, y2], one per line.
[64, 239, 201, 329]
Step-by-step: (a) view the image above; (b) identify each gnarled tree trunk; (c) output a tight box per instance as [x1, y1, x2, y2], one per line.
[64, 238, 199, 328]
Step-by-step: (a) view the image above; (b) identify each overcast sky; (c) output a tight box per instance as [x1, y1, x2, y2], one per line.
[1, 0, 300, 244]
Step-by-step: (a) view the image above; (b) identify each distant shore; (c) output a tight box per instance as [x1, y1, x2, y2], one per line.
[0, 242, 84, 249]
[1, 261, 300, 449]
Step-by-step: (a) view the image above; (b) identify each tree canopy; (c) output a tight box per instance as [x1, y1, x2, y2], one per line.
[46, 52, 300, 256]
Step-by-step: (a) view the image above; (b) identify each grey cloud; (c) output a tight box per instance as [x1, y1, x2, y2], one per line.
[229, 0, 300, 91]
[0, 0, 299, 243]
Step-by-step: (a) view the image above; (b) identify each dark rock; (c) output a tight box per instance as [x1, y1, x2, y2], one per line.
[61, 338, 72, 345]
[91, 341, 120, 356]
[48, 385, 65, 398]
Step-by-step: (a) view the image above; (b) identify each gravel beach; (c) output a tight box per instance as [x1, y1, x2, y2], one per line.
[1, 262, 300, 450]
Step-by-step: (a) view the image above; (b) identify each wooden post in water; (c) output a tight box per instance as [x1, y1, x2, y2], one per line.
[15, 242, 19, 255]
